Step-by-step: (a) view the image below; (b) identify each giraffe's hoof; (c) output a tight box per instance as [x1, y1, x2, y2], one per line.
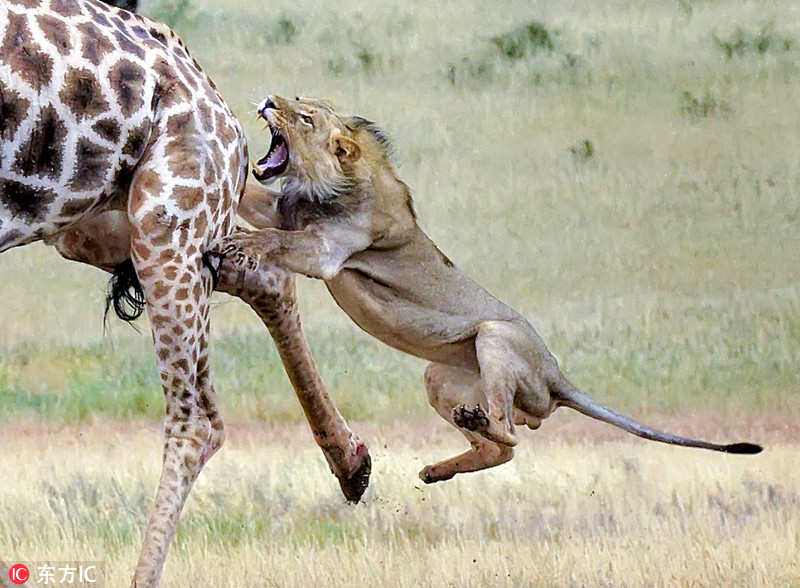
[338, 450, 372, 503]
[452, 404, 490, 432]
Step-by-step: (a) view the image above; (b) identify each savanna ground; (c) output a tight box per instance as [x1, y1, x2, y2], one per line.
[1, 0, 799, 585]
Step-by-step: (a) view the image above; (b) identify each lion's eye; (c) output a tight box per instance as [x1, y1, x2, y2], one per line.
[299, 113, 313, 126]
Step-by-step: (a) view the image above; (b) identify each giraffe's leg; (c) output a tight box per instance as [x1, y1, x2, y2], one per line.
[216, 259, 371, 502]
[48, 207, 370, 502]
[419, 362, 514, 483]
[126, 188, 225, 588]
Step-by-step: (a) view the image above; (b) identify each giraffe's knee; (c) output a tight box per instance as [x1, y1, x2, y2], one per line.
[168, 415, 225, 470]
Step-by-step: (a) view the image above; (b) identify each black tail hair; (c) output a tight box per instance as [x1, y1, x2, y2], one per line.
[105, 259, 146, 323]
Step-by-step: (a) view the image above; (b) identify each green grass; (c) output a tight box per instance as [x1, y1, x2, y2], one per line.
[1, 0, 799, 424]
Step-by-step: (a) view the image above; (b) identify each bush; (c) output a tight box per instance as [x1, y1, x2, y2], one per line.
[679, 90, 731, 122]
[714, 24, 794, 59]
[490, 20, 555, 60]
[569, 138, 595, 163]
[262, 14, 300, 45]
[446, 20, 559, 86]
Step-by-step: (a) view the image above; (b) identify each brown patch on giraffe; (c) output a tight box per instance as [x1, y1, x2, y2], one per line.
[0, 179, 57, 223]
[215, 118, 238, 147]
[109, 59, 145, 117]
[81, 0, 99, 17]
[0, 82, 30, 141]
[69, 138, 112, 191]
[92, 12, 111, 29]
[78, 22, 115, 66]
[59, 68, 109, 121]
[166, 153, 202, 181]
[164, 114, 202, 180]
[12, 104, 67, 180]
[137, 210, 173, 247]
[166, 112, 194, 138]
[192, 214, 208, 240]
[49, 0, 83, 19]
[148, 27, 168, 45]
[93, 118, 121, 143]
[196, 100, 214, 134]
[163, 265, 179, 281]
[122, 123, 150, 158]
[131, 239, 152, 261]
[175, 358, 191, 375]
[2, 12, 54, 88]
[173, 186, 204, 211]
[153, 280, 171, 300]
[202, 163, 215, 187]
[6, 0, 41, 8]
[175, 59, 199, 91]
[158, 248, 177, 263]
[113, 29, 146, 61]
[36, 14, 72, 55]
[58, 197, 97, 218]
[151, 59, 182, 109]
[108, 161, 136, 209]
[128, 168, 164, 216]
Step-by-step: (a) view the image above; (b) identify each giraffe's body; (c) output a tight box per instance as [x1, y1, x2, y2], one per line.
[0, 1, 369, 586]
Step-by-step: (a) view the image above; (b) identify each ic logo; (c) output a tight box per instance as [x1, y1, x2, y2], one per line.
[9, 564, 29, 585]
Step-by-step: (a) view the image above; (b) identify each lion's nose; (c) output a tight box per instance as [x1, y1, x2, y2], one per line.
[259, 96, 278, 117]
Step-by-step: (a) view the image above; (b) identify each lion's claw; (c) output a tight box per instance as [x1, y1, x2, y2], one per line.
[221, 232, 262, 270]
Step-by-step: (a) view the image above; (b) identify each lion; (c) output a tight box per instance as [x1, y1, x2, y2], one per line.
[223, 95, 762, 484]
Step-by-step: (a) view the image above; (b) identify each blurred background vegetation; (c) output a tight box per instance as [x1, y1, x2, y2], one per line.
[0, 0, 798, 424]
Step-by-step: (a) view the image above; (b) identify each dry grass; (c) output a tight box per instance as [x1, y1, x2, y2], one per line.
[0, 421, 798, 587]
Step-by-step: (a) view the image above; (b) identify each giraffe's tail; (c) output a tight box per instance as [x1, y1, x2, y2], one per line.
[105, 259, 146, 323]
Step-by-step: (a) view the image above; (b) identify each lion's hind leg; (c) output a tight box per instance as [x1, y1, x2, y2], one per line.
[420, 362, 514, 483]
[447, 320, 529, 447]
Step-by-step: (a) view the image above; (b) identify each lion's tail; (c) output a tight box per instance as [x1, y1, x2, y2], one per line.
[551, 379, 762, 455]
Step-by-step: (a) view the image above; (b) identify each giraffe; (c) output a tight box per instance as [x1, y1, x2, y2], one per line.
[0, 0, 369, 586]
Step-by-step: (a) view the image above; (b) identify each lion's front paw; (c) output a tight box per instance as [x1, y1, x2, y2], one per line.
[452, 404, 490, 432]
[221, 230, 268, 271]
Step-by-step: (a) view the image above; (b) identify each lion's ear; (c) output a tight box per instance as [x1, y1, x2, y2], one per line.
[333, 134, 361, 165]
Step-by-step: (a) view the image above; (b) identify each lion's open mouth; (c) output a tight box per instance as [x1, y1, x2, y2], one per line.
[253, 126, 289, 182]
